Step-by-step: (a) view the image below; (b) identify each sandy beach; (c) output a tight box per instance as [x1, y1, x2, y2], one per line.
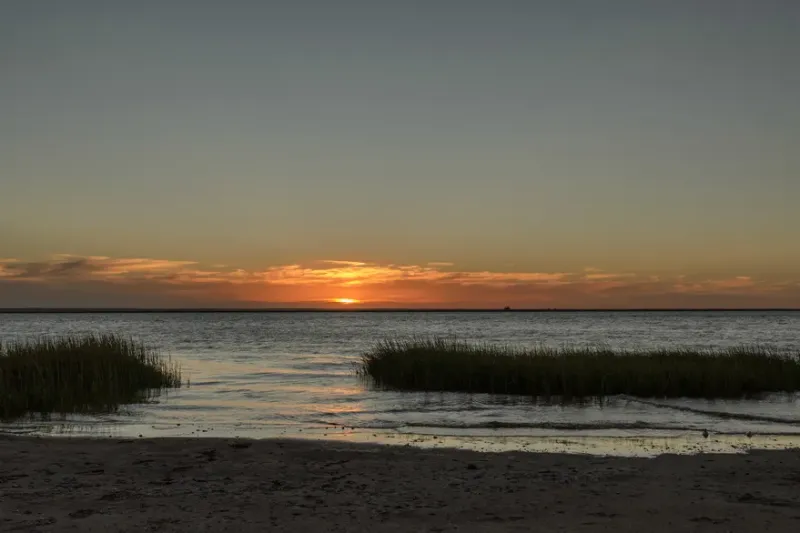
[1, 437, 799, 532]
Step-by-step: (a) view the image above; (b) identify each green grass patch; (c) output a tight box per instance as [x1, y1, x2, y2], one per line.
[358, 338, 800, 400]
[0, 334, 181, 420]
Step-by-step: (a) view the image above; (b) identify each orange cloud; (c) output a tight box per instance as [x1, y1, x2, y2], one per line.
[674, 276, 756, 294]
[1, 255, 798, 308]
[582, 273, 637, 281]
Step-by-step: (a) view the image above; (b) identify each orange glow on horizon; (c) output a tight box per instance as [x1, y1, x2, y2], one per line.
[2, 255, 799, 309]
[331, 297, 361, 305]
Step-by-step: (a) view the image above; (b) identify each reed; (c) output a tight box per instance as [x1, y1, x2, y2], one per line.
[0, 334, 181, 420]
[358, 338, 800, 399]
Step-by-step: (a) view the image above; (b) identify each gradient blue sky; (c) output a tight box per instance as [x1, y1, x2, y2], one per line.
[2, 1, 799, 307]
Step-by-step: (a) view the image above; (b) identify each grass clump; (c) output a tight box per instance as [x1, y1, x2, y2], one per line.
[358, 338, 800, 400]
[0, 334, 181, 420]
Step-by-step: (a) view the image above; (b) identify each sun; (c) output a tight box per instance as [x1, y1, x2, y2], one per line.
[331, 298, 361, 305]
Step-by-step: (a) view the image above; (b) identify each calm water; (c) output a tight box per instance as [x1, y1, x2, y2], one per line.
[2, 311, 800, 451]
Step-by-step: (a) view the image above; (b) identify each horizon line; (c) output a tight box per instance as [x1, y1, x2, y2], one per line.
[1, 307, 799, 314]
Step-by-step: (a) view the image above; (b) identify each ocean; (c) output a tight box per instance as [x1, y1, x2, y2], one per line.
[2, 311, 800, 454]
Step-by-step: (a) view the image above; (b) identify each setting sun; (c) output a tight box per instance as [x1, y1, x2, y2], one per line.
[331, 298, 361, 305]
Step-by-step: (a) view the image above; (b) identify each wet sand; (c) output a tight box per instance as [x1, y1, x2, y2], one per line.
[2, 436, 800, 532]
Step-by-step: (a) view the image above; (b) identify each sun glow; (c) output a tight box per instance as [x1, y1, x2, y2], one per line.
[331, 298, 361, 305]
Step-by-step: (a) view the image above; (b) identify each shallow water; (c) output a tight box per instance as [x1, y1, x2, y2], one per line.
[2, 311, 800, 454]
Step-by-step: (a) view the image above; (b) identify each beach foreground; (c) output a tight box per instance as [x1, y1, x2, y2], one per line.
[1, 437, 799, 532]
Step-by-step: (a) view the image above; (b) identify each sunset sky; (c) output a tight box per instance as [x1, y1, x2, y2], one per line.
[2, 1, 799, 308]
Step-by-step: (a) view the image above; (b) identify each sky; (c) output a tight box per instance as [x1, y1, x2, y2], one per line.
[2, 0, 799, 308]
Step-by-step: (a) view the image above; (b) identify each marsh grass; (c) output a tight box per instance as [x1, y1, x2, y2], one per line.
[0, 334, 181, 420]
[358, 338, 800, 400]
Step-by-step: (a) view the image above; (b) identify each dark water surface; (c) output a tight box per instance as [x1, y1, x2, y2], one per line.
[2, 311, 800, 453]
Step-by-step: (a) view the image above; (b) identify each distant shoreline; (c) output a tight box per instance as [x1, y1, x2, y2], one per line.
[0, 307, 798, 314]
